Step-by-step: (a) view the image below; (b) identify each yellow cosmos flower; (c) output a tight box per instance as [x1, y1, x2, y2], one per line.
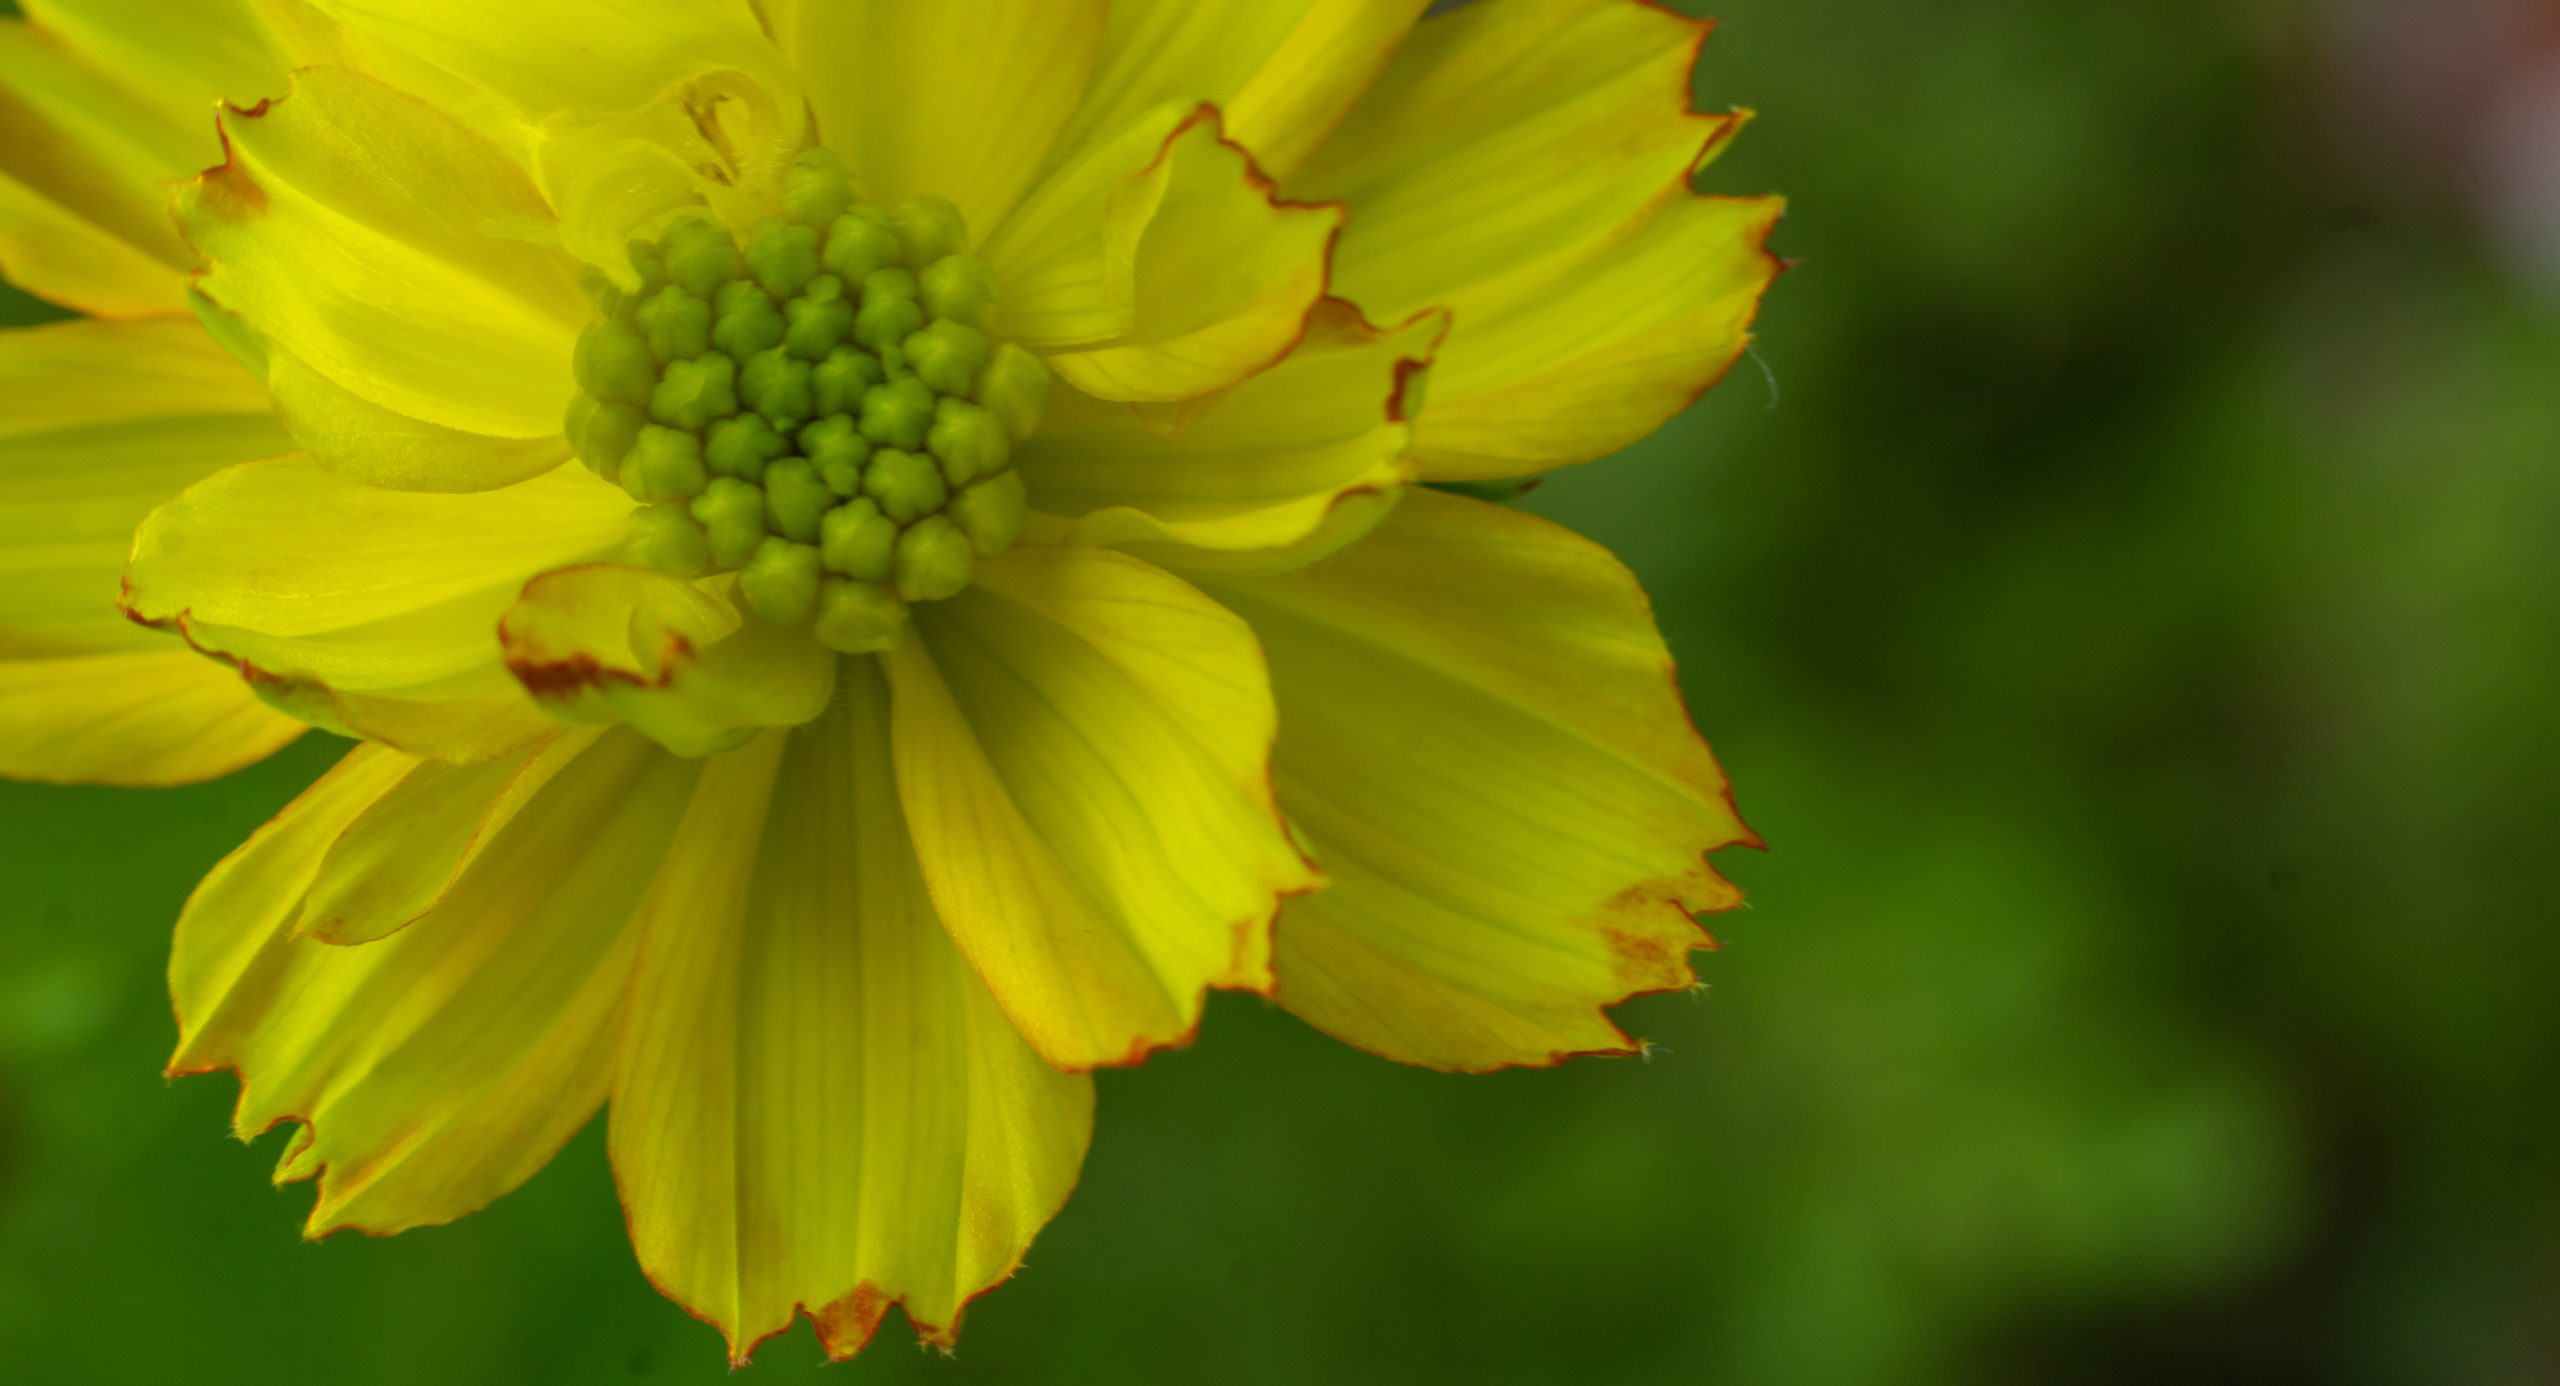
[0, 0, 1781, 1361]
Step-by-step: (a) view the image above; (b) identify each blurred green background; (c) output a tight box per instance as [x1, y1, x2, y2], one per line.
[4, 0, 2558, 1381]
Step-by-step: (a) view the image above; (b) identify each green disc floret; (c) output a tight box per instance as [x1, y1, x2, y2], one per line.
[569, 147, 1050, 653]
[705, 413, 788, 481]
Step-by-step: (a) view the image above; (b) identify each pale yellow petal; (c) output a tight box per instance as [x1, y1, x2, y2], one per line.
[296, 728, 604, 943]
[177, 66, 588, 436]
[1208, 488, 1751, 1071]
[1042, 111, 1342, 404]
[1020, 298, 1437, 564]
[498, 565, 836, 758]
[23, 0, 290, 123]
[171, 731, 699, 1236]
[1293, 0, 1783, 477]
[0, 317, 298, 784]
[309, 0, 792, 123]
[1056, 0, 1428, 178]
[1408, 192, 1783, 477]
[778, 0, 1105, 237]
[612, 668, 1092, 1363]
[884, 544, 1315, 1070]
[0, 167, 187, 316]
[123, 455, 632, 759]
[0, 648, 301, 785]
[0, 20, 203, 269]
[265, 346, 569, 492]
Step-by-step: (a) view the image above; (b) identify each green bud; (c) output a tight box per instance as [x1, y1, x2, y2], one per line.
[864, 266, 919, 301]
[663, 219, 743, 298]
[625, 503, 714, 577]
[784, 275, 857, 360]
[823, 207, 901, 283]
[920, 253, 998, 331]
[690, 477, 767, 569]
[746, 218, 822, 299]
[893, 516, 974, 602]
[814, 578, 908, 654]
[635, 285, 712, 363]
[812, 346, 884, 416]
[974, 343, 1051, 442]
[906, 319, 990, 396]
[740, 537, 823, 626]
[574, 320, 656, 406]
[862, 446, 947, 523]
[892, 195, 967, 266]
[649, 354, 739, 430]
[948, 470, 1029, 557]
[625, 426, 708, 503]
[799, 413, 872, 483]
[714, 280, 768, 316]
[567, 394, 645, 481]
[859, 377, 936, 449]
[819, 497, 900, 581]
[704, 412, 788, 481]
[782, 149, 857, 228]
[739, 348, 814, 427]
[925, 397, 1008, 486]
[762, 458, 831, 542]
[711, 291, 786, 362]
[854, 288, 926, 353]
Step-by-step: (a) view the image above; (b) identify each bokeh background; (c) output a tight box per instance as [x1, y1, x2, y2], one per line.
[4, 0, 2557, 1381]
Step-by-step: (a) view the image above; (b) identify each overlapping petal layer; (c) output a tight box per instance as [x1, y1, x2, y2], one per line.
[1055, 0, 1429, 178]
[176, 65, 588, 437]
[1297, 0, 1783, 477]
[1210, 488, 1752, 1071]
[885, 544, 1316, 1070]
[0, 13, 242, 315]
[0, 317, 301, 783]
[170, 732, 701, 1235]
[1019, 297, 1439, 565]
[498, 565, 836, 758]
[122, 456, 632, 760]
[614, 669, 1092, 1362]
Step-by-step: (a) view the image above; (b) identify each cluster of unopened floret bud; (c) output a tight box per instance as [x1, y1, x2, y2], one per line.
[564, 148, 1048, 654]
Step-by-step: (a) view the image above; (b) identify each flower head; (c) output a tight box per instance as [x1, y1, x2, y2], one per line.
[0, 0, 1780, 1361]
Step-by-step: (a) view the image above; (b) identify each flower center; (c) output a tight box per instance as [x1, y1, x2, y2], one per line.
[564, 149, 1048, 655]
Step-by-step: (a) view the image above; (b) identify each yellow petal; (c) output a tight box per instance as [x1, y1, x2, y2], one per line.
[310, 0, 794, 121]
[1207, 488, 1752, 1071]
[1056, 0, 1428, 179]
[498, 564, 836, 757]
[0, 648, 301, 785]
[1293, 0, 1783, 478]
[1406, 192, 1783, 478]
[0, 317, 299, 784]
[0, 166, 187, 317]
[177, 66, 588, 437]
[777, 0, 1105, 237]
[296, 728, 604, 943]
[612, 669, 1093, 1363]
[266, 345, 569, 493]
[0, 20, 203, 269]
[1020, 298, 1437, 564]
[172, 732, 699, 1236]
[1042, 110, 1342, 403]
[22, 0, 290, 126]
[123, 456, 632, 758]
[883, 544, 1314, 1070]
[981, 99, 1188, 352]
